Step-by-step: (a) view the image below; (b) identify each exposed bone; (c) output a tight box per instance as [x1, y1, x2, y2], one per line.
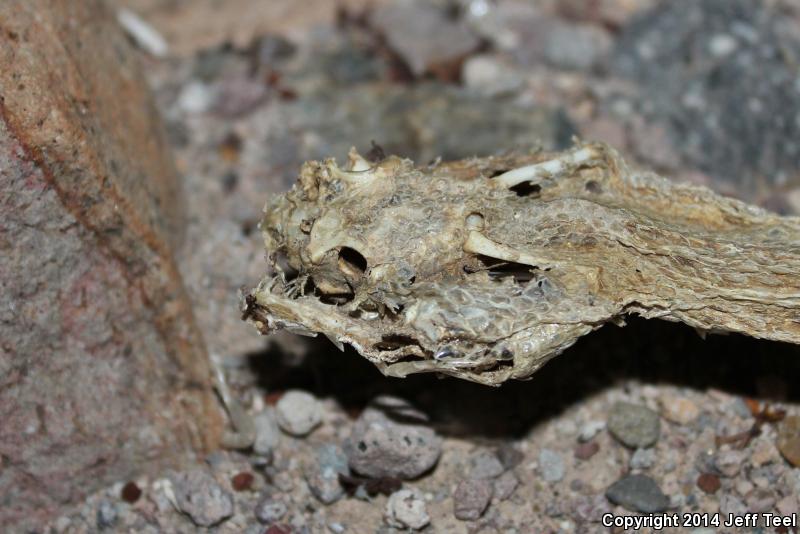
[491, 146, 600, 188]
[244, 143, 800, 386]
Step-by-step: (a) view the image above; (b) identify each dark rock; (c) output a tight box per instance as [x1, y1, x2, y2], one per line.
[605, 474, 670, 513]
[697, 473, 721, 494]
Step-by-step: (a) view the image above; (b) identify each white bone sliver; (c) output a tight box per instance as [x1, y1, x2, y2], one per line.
[463, 231, 558, 269]
[493, 147, 598, 188]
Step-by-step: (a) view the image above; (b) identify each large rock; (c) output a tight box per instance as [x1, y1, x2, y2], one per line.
[0, 1, 222, 529]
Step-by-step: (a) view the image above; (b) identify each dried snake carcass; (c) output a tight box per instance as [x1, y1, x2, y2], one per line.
[243, 143, 800, 385]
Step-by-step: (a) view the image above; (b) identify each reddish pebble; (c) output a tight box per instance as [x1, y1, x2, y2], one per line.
[265, 525, 292, 534]
[574, 441, 600, 460]
[697, 473, 721, 494]
[120, 481, 142, 503]
[232, 471, 255, 492]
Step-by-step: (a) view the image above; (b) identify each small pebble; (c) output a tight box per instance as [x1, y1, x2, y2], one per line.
[660, 395, 700, 425]
[607, 402, 661, 449]
[453, 479, 493, 521]
[255, 494, 287, 524]
[305, 444, 349, 504]
[495, 445, 524, 469]
[493, 471, 518, 501]
[538, 448, 565, 482]
[746, 488, 776, 513]
[708, 33, 738, 57]
[170, 469, 234, 527]
[96, 500, 117, 529]
[777, 415, 800, 467]
[605, 474, 670, 513]
[696, 473, 721, 494]
[578, 420, 605, 442]
[735, 479, 753, 496]
[253, 408, 281, 455]
[177, 81, 214, 114]
[231, 472, 255, 492]
[720, 494, 747, 516]
[543, 22, 612, 70]
[469, 449, 505, 479]
[574, 441, 600, 460]
[385, 488, 430, 530]
[630, 448, 656, 470]
[572, 494, 613, 523]
[264, 525, 292, 534]
[328, 522, 346, 533]
[344, 399, 442, 480]
[777, 495, 798, 516]
[750, 438, 779, 467]
[120, 481, 142, 503]
[715, 449, 745, 477]
[275, 390, 322, 437]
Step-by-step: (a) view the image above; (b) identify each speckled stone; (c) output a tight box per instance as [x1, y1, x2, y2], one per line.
[607, 402, 661, 449]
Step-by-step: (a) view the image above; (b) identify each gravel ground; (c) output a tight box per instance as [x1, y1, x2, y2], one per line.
[46, 1, 800, 532]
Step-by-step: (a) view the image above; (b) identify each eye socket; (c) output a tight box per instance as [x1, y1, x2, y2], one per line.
[337, 247, 368, 277]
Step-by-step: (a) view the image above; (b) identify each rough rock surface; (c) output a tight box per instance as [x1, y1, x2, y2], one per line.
[344, 402, 442, 480]
[170, 469, 234, 527]
[0, 1, 221, 528]
[613, 0, 800, 198]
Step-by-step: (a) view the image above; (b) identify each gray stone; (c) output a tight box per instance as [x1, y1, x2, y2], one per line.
[630, 448, 657, 470]
[254, 494, 287, 524]
[719, 494, 747, 517]
[275, 390, 322, 437]
[746, 489, 776, 513]
[385, 488, 430, 530]
[344, 401, 442, 480]
[370, 3, 479, 76]
[538, 449, 565, 483]
[95, 500, 118, 529]
[612, 0, 800, 199]
[544, 22, 613, 70]
[170, 469, 234, 527]
[607, 402, 661, 448]
[493, 471, 519, 501]
[462, 54, 524, 96]
[253, 408, 281, 456]
[305, 444, 349, 504]
[715, 449, 745, 477]
[605, 474, 670, 513]
[453, 479, 493, 521]
[468, 449, 506, 480]
[578, 420, 606, 442]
